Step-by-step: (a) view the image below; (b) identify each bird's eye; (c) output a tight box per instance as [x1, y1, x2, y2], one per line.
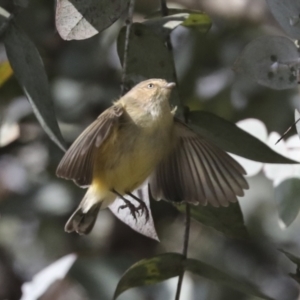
[147, 83, 154, 89]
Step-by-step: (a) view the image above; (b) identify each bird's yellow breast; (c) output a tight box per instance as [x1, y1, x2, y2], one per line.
[92, 117, 174, 195]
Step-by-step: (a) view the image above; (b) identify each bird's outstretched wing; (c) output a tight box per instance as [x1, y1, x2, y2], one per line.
[56, 104, 124, 187]
[149, 118, 249, 207]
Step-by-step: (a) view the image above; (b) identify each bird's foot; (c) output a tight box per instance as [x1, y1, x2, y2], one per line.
[127, 192, 150, 223]
[113, 189, 150, 222]
[118, 199, 140, 221]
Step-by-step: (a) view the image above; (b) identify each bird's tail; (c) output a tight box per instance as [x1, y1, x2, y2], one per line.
[65, 186, 115, 235]
[65, 203, 101, 235]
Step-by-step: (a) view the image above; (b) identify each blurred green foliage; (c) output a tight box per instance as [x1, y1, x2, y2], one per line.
[1, 0, 300, 300]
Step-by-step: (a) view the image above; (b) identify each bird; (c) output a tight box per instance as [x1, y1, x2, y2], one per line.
[56, 78, 249, 235]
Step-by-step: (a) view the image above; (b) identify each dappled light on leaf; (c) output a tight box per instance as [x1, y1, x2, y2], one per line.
[55, 0, 130, 40]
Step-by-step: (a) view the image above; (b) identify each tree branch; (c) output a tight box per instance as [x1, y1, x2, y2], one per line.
[175, 204, 191, 300]
[121, 0, 136, 96]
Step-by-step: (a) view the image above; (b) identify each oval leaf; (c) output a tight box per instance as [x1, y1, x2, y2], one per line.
[188, 110, 298, 164]
[56, 0, 129, 40]
[267, 0, 300, 39]
[185, 259, 273, 300]
[181, 13, 212, 32]
[114, 253, 184, 299]
[176, 203, 248, 240]
[233, 36, 299, 90]
[4, 23, 66, 151]
[117, 23, 181, 109]
[274, 178, 300, 228]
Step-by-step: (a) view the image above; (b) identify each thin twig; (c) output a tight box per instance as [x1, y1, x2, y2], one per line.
[121, 0, 136, 96]
[160, 0, 183, 118]
[160, 0, 169, 17]
[276, 117, 300, 145]
[160, 0, 173, 52]
[175, 204, 191, 300]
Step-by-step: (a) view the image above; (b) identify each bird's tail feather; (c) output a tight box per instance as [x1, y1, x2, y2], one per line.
[65, 203, 101, 235]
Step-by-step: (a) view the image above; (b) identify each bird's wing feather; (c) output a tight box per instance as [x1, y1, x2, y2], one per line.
[149, 118, 249, 207]
[56, 104, 124, 187]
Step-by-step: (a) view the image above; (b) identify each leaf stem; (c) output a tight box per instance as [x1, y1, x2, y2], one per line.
[0, 4, 23, 37]
[121, 0, 136, 96]
[160, 0, 173, 52]
[160, 0, 169, 17]
[175, 204, 191, 300]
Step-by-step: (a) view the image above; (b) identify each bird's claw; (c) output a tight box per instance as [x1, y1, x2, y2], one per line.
[118, 199, 149, 223]
[136, 202, 150, 223]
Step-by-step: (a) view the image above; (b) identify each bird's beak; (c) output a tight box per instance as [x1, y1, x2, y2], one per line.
[165, 82, 176, 89]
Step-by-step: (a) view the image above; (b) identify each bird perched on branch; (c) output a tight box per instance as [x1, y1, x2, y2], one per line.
[56, 78, 248, 235]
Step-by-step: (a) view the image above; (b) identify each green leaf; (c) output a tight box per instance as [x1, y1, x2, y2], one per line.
[113, 253, 184, 299]
[55, 0, 130, 40]
[4, 22, 66, 151]
[188, 110, 298, 164]
[114, 253, 275, 299]
[176, 203, 249, 239]
[117, 23, 181, 110]
[181, 13, 212, 32]
[185, 259, 273, 300]
[144, 10, 211, 40]
[147, 8, 208, 19]
[233, 36, 299, 90]
[274, 178, 300, 227]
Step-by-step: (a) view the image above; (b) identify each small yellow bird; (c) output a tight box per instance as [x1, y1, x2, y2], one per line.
[56, 78, 248, 235]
